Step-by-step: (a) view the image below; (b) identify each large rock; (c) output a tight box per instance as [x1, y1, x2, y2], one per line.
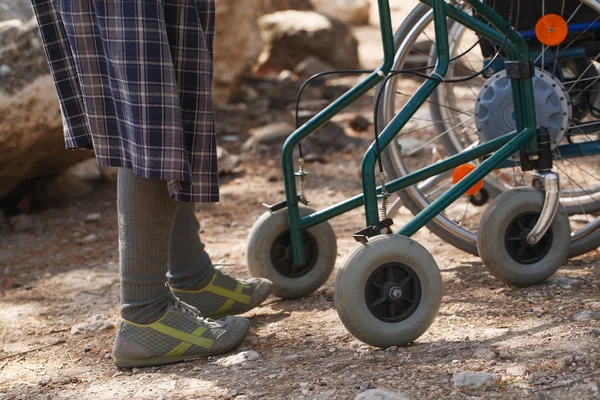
[256, 11, 360, 74]
[0, 0, 34, 23]
[213, 0, 264, 106]
[311, 0, 371, 26]
[256, 0, 313, 15]
[241, 121, 363, 157]
[0, 19, 92, 201]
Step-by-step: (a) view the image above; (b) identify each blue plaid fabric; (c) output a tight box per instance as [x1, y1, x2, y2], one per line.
[31, 0, 218, 202]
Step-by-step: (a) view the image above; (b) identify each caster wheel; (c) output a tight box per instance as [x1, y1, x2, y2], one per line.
[477, 187, 570, 287]
[469, 187, 490, 207]
[334, 235, 442, 348]
[246, 206, 337, 299]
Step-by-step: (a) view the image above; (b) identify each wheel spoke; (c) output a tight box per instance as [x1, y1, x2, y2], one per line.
[386, 267, 395, 283]
[516, 245, 527, 259]
[371, 297, 386, 308]
[401, 296, 415, 305]
[275, 255, 289, 264]
[397, 275, 412, 289]
[370, 281, 384, 290]
[388, 303, 397, 318]
[506, 236, 522, 241]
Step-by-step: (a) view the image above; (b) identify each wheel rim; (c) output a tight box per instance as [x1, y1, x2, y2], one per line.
[364, 262, 422, 323]
[504, 212, 554, 264]
[270, 230, 319, 278]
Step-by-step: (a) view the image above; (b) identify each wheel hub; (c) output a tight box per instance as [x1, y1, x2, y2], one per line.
[475, 68, 571, 158]
[270, 230, 319, 278]
[365, 262, 422, 323]
[385, 284, 404, 302]
[504, 212, 554, 265]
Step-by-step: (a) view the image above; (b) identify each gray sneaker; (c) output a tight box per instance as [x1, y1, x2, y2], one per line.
[170, 269, 272, 319]
[112, 294, 250, 369]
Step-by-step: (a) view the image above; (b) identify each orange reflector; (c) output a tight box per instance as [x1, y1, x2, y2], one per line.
[535, 14, 568, 46]
[452, 164, 484, 196]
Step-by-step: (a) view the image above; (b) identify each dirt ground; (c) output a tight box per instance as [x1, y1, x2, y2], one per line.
[1, 1, 600, 399]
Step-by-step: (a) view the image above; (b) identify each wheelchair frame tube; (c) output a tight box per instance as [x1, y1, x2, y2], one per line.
[297, 131, 518, 230]
[281, 0, 395, 266]
[282, 0, 542, 266]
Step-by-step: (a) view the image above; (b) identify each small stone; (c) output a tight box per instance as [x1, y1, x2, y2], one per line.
[300, 382, 310, 395]
[451, 372, 499, 390]
[267, 175, 278, 183]
[293, 56, 334, 77]
[78, 234, 98, 244]
[0, 65, 12, 77]
[83, 347, 92, 353]
[573, 310, 600, 321]
[132, 368, 140, 375]
[67, 158, 102, 181]
[355, 388, 410, 400]
[244, 335, 259, 346]
[104, 353, 112, 359]
[71, 315, 114, 334]
[84, 213, 102, 223]
[217, 146, 240, 175]
[329, 347, 336, 353]
[349, 115, 371, 132]
[551, 277, 583, 286]
[506, 364, 528, 377]
[472, 348, 496, 361]
[556, 355, 574, 371]
[9, 215, 35, 232]
[216, 350, 262, 367]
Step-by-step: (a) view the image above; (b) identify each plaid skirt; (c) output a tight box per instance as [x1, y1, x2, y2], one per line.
[31, 0, 218, 202]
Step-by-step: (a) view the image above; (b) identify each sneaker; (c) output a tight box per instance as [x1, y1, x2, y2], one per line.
[112, 294, 249, 369]
[170, 269, 272, 319]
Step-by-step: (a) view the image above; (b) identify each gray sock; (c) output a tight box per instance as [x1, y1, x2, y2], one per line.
[167, 202, 215, 290]
[118, 168, 178, 324]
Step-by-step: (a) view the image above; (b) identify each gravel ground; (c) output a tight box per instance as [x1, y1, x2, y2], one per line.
[1, 1, 599, 399]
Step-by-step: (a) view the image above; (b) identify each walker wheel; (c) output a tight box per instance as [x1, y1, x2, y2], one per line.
[246, 206, 337, 299]
[335, 235, 442, 348]
[477, 187, 570, 287]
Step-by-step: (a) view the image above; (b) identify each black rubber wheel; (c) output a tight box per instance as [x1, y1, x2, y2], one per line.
[246, 206, 337, 299]
[478, 187, 570, 287]
[335, 235, 442, 348]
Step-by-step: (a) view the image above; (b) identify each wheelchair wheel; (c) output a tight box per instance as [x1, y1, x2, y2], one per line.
[478, 187, 570, 286]
[246, 206, 337, 299]
[375, 1, 600, 258]
[335, 235, 442, 348]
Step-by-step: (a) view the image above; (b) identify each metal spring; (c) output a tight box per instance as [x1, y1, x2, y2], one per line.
[381, 194, 388, 220]
[298, 158, 309, 205]
[299, 173, 309, 205]
[379, 172, 389, 220]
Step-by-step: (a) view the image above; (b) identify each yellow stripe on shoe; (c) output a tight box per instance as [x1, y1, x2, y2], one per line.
[164, 342, 192, 357]
[213, 282, 246, 316]
[152, 323, 213, 349]
[163, 325, 210, 357]
[172, 276, 251, 305]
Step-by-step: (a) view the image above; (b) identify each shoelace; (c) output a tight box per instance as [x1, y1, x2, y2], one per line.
[213, 259, 235, 271]
[213, 260, 252, 284]
[168, 291, 221, 329]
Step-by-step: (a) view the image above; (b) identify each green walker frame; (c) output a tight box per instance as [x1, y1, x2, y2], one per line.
[279, 0, 541, 267]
